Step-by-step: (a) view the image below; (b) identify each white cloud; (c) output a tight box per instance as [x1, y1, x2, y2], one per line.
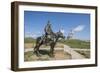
[73, 25, 85, 32]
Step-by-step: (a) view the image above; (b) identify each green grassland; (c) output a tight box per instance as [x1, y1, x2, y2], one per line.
[59, 39, 90, 49]
[24, 37, 36, 44]
[24, 37, 90, 49]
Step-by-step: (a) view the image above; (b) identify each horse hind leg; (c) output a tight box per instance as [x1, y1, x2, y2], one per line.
[34, 45, 41, 57]
[33, 46, 37, 54]
[33, 37, 43, 57]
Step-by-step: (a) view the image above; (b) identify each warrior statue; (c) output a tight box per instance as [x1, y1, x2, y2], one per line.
[44, 21, 54, 44]
[44, 21, 53, 36]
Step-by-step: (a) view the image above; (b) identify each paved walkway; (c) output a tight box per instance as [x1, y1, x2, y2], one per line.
[64, 45, 85, 59]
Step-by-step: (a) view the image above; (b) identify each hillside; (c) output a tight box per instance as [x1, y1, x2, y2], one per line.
[59, 39, 90, 49]
[24, 37, 36, 44]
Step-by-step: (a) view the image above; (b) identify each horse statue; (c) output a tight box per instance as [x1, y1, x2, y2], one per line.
[33, 30, 65, 57]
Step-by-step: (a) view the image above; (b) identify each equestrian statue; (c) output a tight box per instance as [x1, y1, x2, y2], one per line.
[34, 21, 65, 57]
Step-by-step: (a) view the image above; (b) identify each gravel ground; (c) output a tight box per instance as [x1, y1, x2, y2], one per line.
[24, 50, 71, 61]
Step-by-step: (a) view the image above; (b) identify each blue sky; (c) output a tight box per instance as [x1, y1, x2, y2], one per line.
[24, 11, 90, 40]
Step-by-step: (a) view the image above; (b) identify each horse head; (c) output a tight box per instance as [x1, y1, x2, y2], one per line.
[56, 30, 65, 39]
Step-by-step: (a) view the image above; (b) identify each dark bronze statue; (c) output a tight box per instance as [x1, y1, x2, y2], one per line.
[44, 21, 53, 36]
[44, 21, 54, 44]
[34, 21, 65, 57]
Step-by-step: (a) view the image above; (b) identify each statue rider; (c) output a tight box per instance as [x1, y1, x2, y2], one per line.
[44, 21, 54, 44]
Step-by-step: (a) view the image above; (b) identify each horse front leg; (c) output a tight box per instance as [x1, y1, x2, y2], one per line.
[49, 44, 55, 57]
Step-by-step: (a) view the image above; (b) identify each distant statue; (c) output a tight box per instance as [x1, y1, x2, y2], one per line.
[67, 30, 74, 40]
[33, 21, 65, 57]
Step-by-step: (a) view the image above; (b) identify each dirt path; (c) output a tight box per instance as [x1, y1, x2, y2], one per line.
[64, 45, 85, 59]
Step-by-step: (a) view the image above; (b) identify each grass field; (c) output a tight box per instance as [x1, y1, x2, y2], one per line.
[24, 37, 36, 44]
[59, 39, 90, 49]
[24, 37, 90, 49]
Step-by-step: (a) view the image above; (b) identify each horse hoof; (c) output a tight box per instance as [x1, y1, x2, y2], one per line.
[33, 51, 37, 55]
[36, 54, 41, 57]
[49, 54, 54, 57]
